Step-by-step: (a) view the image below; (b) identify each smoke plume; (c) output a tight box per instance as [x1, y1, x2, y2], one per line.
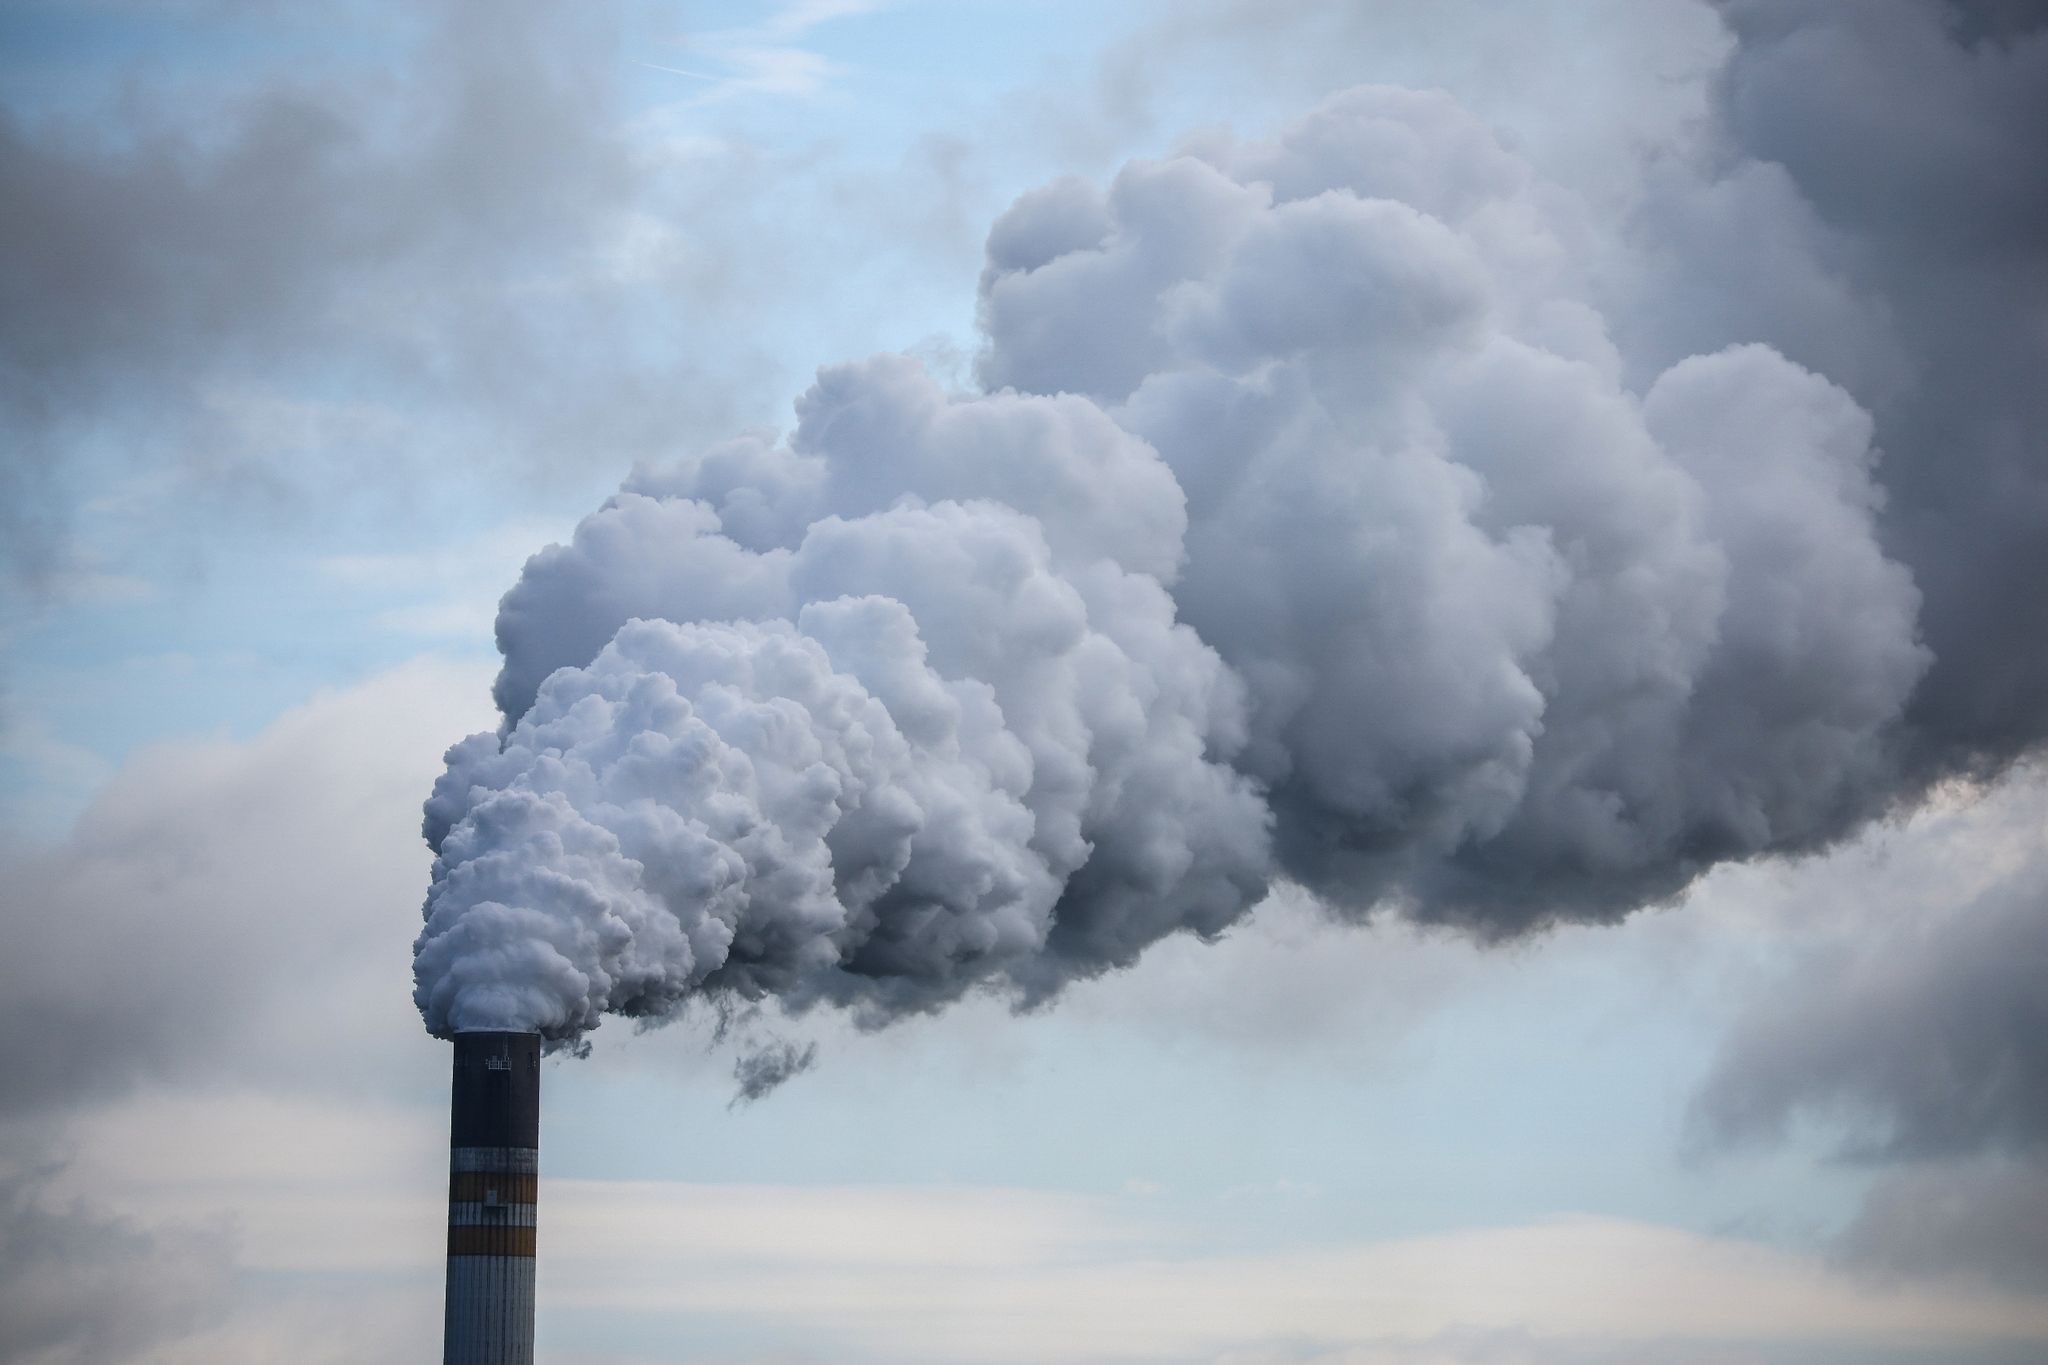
[415, 7, 2042, 1070]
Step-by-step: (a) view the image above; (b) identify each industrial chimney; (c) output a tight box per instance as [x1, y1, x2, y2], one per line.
[444, 1030, 541, 1365]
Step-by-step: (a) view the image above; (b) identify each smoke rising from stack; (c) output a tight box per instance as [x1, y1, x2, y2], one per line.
[413, 15, 2044, 1078]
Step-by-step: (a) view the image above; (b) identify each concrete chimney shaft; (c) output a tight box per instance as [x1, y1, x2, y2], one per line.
[444, 1030, 541, 1365]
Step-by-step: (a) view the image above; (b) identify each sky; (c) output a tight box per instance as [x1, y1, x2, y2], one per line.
[3, 2, 2047, 1363]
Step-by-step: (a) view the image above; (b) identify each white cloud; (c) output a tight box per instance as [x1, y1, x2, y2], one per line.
[756, 0, 897, 43]
[318, 518, 574, 643]
[0, 655, 492, 1115]
[538, 1187, 2048, 1362]
[645, 0, 902, 106]
[32, 1093, 2048, 1365]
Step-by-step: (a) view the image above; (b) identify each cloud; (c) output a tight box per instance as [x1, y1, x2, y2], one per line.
[0, 656, 490, 1116]
[1687, 763, 2048, 1292]
[3, 1090, 449, 1365]
[20, 1084, 2048, 1365]
[1692, 838, 2048, 1162]
[1057, 885, 1476, 1065]
[0, 1, 760, 590]
[646, 0, 898, 104]
[0, 712, 114, 837]
[1, 629, 2043, 1360]
[315, 517, 576, 643]
[537, 1188, 2048, 1363]
[44, 1091, 447, 1277]
[1839, 1159, 2048, 1296]
[1077, 0, 1728, 206]
[10, 4, 2048, 1351]
[1215, 1338, 2042, 1365]
[0, 1169, 234, 1365]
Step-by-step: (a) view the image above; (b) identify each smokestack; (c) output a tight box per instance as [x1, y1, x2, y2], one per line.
[444, 1030, 540, 1365]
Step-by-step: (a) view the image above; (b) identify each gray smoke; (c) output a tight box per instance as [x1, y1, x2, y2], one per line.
[415, 4, 2043, 1068]
[1649, 0, 2048, 775]
[730, 1039, 821, 1107]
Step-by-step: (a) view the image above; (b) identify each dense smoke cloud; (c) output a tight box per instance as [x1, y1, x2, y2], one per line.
[416, 1, 2044, 1071]
[1664, 0, 2048, 773]
[974, 92, 1924, 926]
[417, 496, 1269, 1036]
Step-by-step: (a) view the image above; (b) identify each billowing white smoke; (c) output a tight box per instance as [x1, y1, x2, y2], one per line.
[417, 494, 1269, 1037]
[415, 86, 1926, 1055]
